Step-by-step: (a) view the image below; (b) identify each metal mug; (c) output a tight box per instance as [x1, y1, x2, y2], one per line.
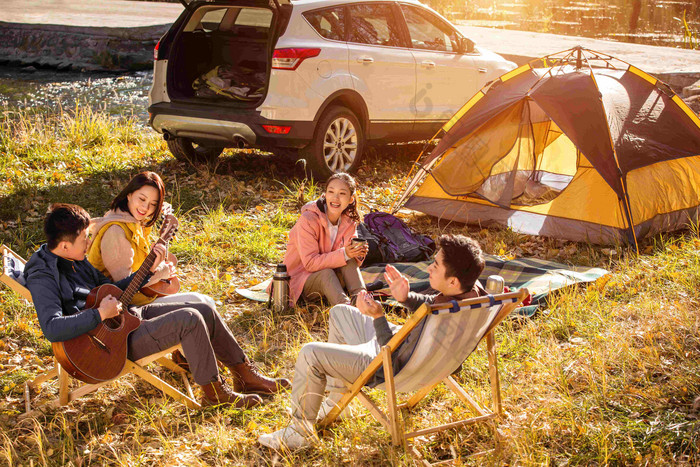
[485, 275, 505, 294]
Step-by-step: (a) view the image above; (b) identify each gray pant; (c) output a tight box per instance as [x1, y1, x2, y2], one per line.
[127, 301, 246, 386]
[302, 259, 365, 306]
[291, 304, 381, 421]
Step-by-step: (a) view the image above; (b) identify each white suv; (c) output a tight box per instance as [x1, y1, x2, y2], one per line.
[149, 0, 516, 177]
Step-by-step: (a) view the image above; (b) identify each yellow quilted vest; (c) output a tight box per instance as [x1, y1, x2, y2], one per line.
[87, 221, 155, 306]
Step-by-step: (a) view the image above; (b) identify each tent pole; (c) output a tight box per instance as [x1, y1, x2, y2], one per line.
[392, 129, 445, 213]
[576, 46, 583, 70]
[581, 50, 640, 253]
[620, 180, 640, 253]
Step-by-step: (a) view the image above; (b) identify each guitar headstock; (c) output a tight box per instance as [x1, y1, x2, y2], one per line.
[161, 202, 174, 218]
[158, 214, 179, 244]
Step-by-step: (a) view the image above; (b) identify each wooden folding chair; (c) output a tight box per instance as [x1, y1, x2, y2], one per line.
[318, 276, 528, 457]
[23, 343, 200, 416]
[0, 244, 201, 416]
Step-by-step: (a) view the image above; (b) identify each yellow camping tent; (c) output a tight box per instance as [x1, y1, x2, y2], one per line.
[396, 47, 700, 247]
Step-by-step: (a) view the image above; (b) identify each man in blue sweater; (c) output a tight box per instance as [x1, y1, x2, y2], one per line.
[259, 234, 486, 450]
[25, 203, 289, 408]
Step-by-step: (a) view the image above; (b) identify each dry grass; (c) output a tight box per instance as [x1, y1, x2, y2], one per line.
[0, 106, 699, 465]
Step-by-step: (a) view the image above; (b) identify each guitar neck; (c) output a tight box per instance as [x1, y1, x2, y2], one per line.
[119, 244, 159, 306]
[118, 213, 178, 306]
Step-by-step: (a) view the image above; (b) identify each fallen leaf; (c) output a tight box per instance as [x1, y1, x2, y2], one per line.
[246, 420, 258, 433]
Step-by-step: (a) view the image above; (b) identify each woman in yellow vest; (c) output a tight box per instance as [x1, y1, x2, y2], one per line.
[87, 171, 289, 397]
[87, 171, 203, 306]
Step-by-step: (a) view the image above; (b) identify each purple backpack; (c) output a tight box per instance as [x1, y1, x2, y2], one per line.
[363, 211, 436, 264]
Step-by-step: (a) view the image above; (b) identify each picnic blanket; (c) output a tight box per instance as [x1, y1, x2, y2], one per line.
[362, 256, 608, 316]
[236, 255, 608, 317]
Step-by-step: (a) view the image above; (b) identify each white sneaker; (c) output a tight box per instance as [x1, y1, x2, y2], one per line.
[258, 420, 317, 451]
[284, 397, 347, 423]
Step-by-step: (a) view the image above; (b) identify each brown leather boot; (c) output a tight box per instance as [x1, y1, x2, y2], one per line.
[229, 361, 291, 395]
[201, 379, 263, 408]
[171, 350, 190, 373]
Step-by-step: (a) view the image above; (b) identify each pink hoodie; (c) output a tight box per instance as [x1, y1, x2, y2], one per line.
[283, 199, 361, 303]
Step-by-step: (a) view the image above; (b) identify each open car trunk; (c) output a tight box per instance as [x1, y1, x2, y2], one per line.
[167, 1, 287, 107]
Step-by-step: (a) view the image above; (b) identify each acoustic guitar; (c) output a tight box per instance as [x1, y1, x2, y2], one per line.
[52, 215, 179, 384]
[140, 253, 180, 297]
[141, 203, 180, 298]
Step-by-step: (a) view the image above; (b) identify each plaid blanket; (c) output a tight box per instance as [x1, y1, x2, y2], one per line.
[362, 256, 608, 316]
[236, 255, 608, 317]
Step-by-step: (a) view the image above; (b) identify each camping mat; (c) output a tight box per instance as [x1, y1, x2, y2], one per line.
[236, 279, 273, 303]
[361, 256, 608, 316]
[236, 256, 608, 317]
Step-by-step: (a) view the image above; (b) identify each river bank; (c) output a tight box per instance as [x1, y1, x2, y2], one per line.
[1, 0, 699, 116]
[0, 0, 181, 72]
[2, 0, 700, 80]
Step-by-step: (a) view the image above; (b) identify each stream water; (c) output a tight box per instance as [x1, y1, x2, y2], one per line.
[453, 0, 699, 48]
[0, 66, 152, 123]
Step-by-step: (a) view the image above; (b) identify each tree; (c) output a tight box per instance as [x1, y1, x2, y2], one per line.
[629, 0, 642, 32]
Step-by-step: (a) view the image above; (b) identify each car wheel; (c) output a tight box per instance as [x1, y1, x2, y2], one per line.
[301, 106, 364, 179]
[167, 137, 224, 164]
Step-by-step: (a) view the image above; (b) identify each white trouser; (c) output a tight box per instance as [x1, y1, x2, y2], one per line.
[151, 292, 216, 310]
[291, 304, 380, 421]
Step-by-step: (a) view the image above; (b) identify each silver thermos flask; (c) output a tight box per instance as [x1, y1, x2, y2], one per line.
[271, 263, 291, 313]
[485, 275, 505, 294]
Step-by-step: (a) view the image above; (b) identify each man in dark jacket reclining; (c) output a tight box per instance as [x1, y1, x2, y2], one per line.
[258, 234, 486, 450]
[25, 203, 289, 408]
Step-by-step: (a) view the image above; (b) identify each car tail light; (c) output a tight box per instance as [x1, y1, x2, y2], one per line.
[271, 48, 321, 71]
[263, 125, 292, 134]
[154, 40, 161, 61]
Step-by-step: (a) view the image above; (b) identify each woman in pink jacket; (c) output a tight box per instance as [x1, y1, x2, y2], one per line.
[283, 173, 368, 306]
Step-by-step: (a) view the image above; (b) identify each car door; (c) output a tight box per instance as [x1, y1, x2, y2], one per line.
[399, 4, 480, 125]
[346, 2, 416, 126]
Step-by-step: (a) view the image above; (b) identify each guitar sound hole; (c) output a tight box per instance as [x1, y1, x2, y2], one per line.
[104, 315, 123, 330]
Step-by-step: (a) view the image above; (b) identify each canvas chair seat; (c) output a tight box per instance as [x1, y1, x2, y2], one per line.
[319, 276, 528, 462]
[1, 244, 31, 301]
[379, 296, 506, 394]
[0, 244, 201, 416]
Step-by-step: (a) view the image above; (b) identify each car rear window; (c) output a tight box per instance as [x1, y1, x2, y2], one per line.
[304, 7, 345, 41]
[187, 7, 272, 33]
[347, 4, 402, 47]
[235, 9, 273, 28]
[199, 8, 228, 32]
